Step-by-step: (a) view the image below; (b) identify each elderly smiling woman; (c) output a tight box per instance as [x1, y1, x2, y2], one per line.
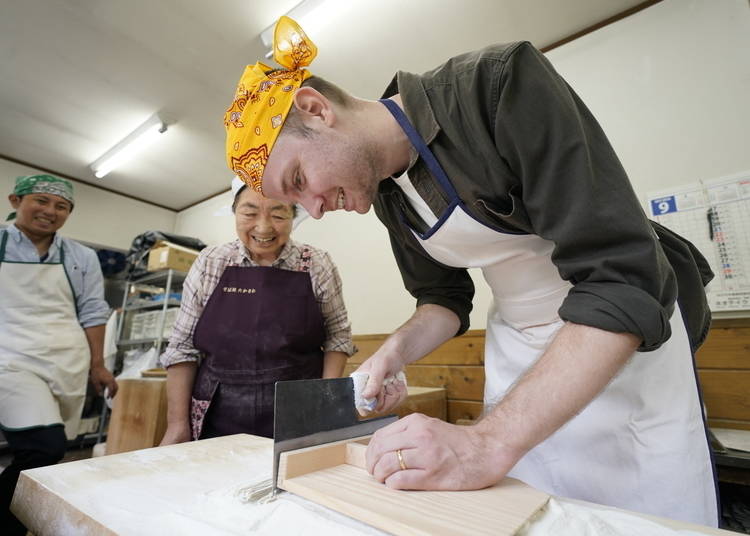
[159, 177, 355, 444]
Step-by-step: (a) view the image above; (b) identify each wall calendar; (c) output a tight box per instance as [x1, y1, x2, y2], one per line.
[647, 171, 750, 313]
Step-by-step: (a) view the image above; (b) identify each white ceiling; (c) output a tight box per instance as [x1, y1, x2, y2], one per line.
[0, 0, 649, 211]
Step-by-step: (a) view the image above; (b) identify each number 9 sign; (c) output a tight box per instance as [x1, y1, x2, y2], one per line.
[650, 196, 677, 216]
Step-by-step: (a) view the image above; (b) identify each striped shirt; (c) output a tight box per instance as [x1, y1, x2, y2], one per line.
[160, 239, 355, 367]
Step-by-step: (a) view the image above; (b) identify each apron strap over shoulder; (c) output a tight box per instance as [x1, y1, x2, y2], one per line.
[379, 99, 460, 202]
[0, 230, 8, 264]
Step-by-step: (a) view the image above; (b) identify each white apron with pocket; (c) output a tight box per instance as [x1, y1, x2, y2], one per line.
[0, 231, 90, 440]
[380, 98, 717, 526]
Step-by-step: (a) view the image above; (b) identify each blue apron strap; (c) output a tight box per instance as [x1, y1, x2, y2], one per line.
[379, 99, 460, 203]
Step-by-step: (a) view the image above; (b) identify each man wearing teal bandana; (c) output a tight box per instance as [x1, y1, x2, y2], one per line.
[1, 174, 118, 535]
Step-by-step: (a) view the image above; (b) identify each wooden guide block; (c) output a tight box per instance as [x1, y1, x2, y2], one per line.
[278, 436, 549, 536]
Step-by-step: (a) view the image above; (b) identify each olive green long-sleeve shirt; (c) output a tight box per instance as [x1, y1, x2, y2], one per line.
[375, 41, 712, 352]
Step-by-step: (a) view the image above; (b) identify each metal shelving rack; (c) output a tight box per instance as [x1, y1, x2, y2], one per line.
[114, 268, 187, 354]
[95, 268, 187, 444]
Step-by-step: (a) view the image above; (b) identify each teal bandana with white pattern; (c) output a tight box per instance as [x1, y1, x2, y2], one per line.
[7, 174, 75, 221]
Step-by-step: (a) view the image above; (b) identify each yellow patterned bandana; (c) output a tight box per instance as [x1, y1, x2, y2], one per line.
[224, 16, 317, 194]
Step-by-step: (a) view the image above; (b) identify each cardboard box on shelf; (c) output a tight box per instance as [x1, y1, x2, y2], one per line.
[147, 241, 199, 273]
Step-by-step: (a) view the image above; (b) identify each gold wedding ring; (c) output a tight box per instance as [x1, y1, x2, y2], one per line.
[396, 448, 408, 471]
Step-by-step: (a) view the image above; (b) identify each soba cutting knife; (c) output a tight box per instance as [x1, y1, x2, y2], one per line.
[272, 377, 397, 493]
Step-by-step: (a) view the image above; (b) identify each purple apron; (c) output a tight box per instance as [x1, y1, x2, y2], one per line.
[189, 248, 325, 439]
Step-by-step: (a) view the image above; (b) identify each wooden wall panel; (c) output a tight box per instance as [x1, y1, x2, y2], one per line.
[348, 337, 385, 365]
[698, 370, 750, 422]
[695, 318, 750, 430]
[696, 324, 750, 369]
[402, 365, 485, 401]
[448, 400, 484, 423]
[350, 331, 485, 366]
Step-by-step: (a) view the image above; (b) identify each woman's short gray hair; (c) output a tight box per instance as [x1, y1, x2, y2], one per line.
[231, 186, 297, 217]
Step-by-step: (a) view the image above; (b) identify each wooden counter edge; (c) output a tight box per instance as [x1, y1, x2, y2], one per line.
[11, 471, 117, 536]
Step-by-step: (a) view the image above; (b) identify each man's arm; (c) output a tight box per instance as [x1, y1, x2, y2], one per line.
[355, 303, 460, 412]
[75, 245, 117, 396]
[474, 322, 639, 475]
[493, 42, 676, 350]
[85, 324, 118, 396]
[365, 322, 640, 490]
[160, 361, 198, 445]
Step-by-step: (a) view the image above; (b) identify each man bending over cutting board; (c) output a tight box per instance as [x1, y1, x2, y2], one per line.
[222, 16, 718, 527]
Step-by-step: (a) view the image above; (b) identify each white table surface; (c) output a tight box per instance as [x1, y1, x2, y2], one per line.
[11, 434, 737, 536]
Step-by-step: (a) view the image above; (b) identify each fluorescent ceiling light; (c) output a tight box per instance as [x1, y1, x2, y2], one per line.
[90, 113, 167, 178]
[260, 0, 329, 58]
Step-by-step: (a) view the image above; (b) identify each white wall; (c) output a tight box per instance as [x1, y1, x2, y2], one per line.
[546, 0, 750, 204]
[1, 158, 176, 251]
[174, 0, 748, 336]
[173, 189, 235, 249]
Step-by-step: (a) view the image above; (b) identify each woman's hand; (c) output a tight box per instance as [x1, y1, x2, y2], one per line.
[159, 421, 192, 446]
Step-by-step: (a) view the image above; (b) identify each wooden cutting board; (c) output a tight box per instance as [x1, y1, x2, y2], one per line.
[278, 436, 550, 536]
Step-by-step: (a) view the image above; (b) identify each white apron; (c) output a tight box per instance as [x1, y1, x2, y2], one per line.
[380, 98, 717, 526]
[0, 231, 90, 440]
